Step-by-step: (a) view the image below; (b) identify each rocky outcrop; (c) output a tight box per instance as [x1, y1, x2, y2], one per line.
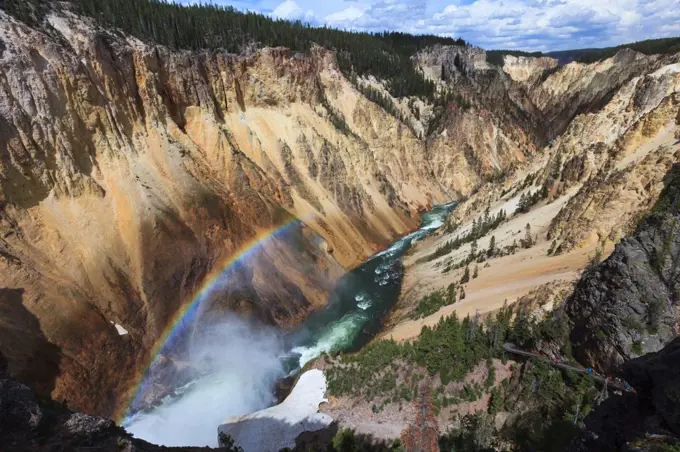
[0, 351, 220, 451]
[531, 49, 670, 136]
[570, 337, 680, 451]
[414, 44, 492, 79]
[566, 164, 680, 374]
[502, 54, 558, 85]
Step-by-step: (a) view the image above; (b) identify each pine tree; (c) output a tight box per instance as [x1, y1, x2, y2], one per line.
[446, 283, 457, 304]
[473, 265, 479, 279]
[523, 223, 533, 249]
[550, 153, 563, 181]
[218, 432, 244, 451]
[509, 309, 535, 348]
[518, 193, 528, 213]
[488, 388, 502, 414]
[488, 235, 496, 257]
[461, 266, 470, 284]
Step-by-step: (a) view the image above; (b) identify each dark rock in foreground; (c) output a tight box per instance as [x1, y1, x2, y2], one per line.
[0, 353, 220, 452]
[571, 337, 680, 451]
[566, 164, 680, 374]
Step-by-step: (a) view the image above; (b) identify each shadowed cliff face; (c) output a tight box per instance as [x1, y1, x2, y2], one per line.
[570, 338, 680, 452]
[623, 337, 680, 436]
[566, 164, 680, 374]
[0, 289, 61, 396]
[516, 49, 669, 137]
[0, 351, 220, 452]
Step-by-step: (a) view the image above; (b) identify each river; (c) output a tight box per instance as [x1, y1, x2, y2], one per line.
[284, 201, 457, 370]
[124, 202, 456, 446]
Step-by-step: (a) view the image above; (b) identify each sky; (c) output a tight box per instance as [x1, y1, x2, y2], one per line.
[189, 0, 680, 52]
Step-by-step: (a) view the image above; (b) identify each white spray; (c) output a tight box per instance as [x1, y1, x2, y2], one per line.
[123, 315, 285, 447]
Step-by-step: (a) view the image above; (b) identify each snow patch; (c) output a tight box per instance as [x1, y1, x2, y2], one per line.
[110, 321, 129, 335]
[218, 369, 332, 452]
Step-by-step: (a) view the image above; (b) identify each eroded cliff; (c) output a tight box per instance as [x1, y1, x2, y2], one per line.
[387, 48, 679, 343]
[0, 10, 437, 416]
[0, 8, 546, 417]
[566, 164, 680, 374]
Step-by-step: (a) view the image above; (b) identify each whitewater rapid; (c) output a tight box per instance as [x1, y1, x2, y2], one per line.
[124, 202, 456, 446]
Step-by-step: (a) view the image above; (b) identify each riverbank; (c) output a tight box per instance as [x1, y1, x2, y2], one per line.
[381, 181, 610, 343]
[384, 240, 598, 342]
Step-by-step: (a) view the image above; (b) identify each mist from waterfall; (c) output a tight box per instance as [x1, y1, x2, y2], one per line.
[123, 315, 285, 447]
[124, 202, 457, 447]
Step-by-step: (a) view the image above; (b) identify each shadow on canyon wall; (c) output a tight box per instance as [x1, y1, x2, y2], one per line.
[0, 288, 62, 397]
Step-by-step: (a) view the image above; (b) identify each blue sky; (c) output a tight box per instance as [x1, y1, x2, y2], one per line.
[188, 0, 680, 52]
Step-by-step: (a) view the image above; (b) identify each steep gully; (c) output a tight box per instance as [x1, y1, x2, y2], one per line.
[122, 202, 456, 447]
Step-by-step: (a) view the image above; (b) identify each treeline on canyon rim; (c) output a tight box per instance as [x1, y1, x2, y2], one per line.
[3, 0, 465, 102]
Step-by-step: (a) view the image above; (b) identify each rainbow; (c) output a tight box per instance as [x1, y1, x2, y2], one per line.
[115, 215, 307, 424]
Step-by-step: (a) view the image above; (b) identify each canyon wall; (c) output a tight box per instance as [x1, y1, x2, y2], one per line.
[566, 164, 680, 374]
[390, 47, 679, 345]
[414, 45, 546, 193]
[2, 5, 677, 419]
[0, 11, 426, 416]
[0, 11, 540, 416]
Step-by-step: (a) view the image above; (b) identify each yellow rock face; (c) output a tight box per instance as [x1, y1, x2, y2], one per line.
[389, 51, 680, 343]
[0, 13, 504, 416]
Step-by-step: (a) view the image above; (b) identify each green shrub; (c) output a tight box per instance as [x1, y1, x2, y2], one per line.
[632, 340, 643, 355]
[218, 432, 244, 452]
[488, 388, 503, 414]
[621, 316, 645, 333]
[485, 360, 496, 388]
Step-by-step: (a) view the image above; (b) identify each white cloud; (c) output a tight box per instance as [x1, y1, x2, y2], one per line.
[227, 0, 680, 51]
[325, 6, 367, 24]
[272, 0, 308, 20]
